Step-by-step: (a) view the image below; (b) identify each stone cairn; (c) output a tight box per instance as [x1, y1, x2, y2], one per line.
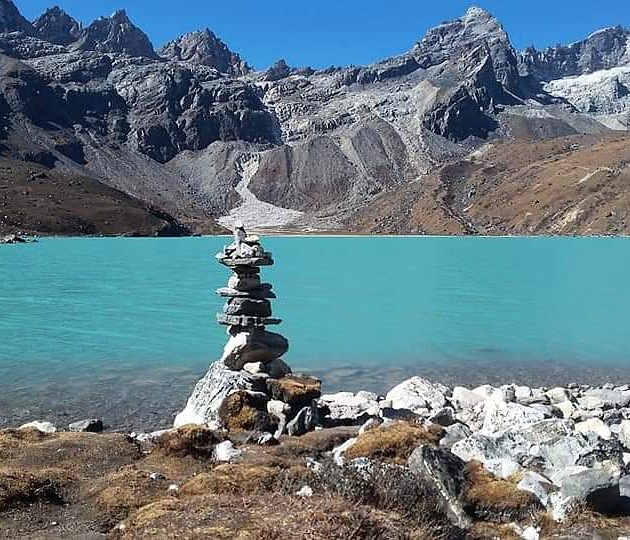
[174, 223, 322, 440]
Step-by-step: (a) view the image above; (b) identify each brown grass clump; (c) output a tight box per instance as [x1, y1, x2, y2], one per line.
[90, 466, 166, 521]
[277, 426, 360, 458]
[181, 462, 311, 497]
[463, 461, 542, 522]
[123, 492, 441, 539]
[467, 521, 522, 539]
[0, 428, 50, 448]
[0, 468, 68, 510]
[540, 503, 630, 538]
[344, 422, 443, 463]
[154, 425, 225, 459]
[182, 464, 278, 495]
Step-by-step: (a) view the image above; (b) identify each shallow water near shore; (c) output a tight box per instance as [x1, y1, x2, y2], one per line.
[1, 236, 630, 431]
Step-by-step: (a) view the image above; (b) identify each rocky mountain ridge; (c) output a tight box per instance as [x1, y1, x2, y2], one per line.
[0, 2, 628, 235]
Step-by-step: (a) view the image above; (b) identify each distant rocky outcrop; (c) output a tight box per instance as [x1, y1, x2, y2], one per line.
[0, 0, 36, 35]
[520, 26, 630, 81]
[32, 6, 82, 45]
[159, 29, 249, 76]
[71, 9, 158, 58]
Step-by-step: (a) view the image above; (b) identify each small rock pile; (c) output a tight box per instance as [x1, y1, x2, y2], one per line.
[174, 224, 322, 439]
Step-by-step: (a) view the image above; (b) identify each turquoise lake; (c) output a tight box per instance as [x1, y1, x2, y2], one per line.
[1, 236, 629, 430]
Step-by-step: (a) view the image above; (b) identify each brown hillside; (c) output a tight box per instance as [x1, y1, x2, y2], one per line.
[348, 134, 630, 235]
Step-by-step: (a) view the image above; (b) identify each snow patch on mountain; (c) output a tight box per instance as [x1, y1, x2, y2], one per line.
[544, 66, 630, 116]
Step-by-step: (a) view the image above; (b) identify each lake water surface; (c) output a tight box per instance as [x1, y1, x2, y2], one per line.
[1, 236, 629, 431]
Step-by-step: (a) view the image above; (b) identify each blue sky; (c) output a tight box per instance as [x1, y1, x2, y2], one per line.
[16, 0, 630, 70]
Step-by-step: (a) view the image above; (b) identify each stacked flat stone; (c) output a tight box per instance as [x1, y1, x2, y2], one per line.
[215, 233, 289, 371]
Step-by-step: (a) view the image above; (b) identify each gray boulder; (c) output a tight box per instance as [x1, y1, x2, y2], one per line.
[619, 419, 630, 450]
[19, 421, 57, 433]
[286, 404, 320, 437]
[481, 395, 548, 434]
[68, 418, 103, 433]
[429, 407, 456, 427]
[386, 377, 448, 413]
[319, 391, 379, 425]
[439, 423, 472, 448]
[408, 445, 471, 530]
[578, 388, 630, 410]
[517, 471, 556, 507]
[174, 360, 256, 429]
[451, 386, 485, 409]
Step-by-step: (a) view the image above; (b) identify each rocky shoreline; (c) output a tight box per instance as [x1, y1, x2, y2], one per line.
[3, 230, 630, 538]
[5, 376, 630, 538]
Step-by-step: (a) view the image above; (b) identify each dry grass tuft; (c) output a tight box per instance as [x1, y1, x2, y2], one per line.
[181, 462, 311, 496]
[0, 428, 51, 447]
[0, 468, 68, 510]
[463, 461, 542, 522]
[123, 491, 441, 539]
[277, 426, 360, 458]
[541, 503, 630, 538]
[467, 521, 522, 539]
[90, 466, 166, 521]
[344, 422, 443, 463]
[154, 425, 225, 459]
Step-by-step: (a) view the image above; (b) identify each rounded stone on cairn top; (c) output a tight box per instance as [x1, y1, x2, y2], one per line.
[224, 297, 272, 318]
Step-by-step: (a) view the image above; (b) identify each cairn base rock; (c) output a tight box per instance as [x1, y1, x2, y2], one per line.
[174, 360, 254, 429]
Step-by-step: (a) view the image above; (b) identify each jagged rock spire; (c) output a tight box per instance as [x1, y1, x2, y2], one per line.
[159, 28, 250, 76]
[33, 6, 82, 45]
[70, 9, 158, 58]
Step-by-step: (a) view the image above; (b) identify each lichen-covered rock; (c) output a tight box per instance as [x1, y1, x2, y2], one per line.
[318, 392, 379, 425]
[481, 395, 548, 435]
[266, 375, 321, 408]
[218, 390, 276, 432]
